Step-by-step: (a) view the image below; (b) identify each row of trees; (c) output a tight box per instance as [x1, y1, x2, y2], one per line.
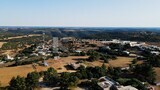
[87, 50, 116, 62]
[7, 62, 156, 90]
[87, 31, 160, 42]
[9, 72, 40, 90]
[8, 64, 107, 90]
[43, 64, 107, 89]
[1, 36, 42, 50]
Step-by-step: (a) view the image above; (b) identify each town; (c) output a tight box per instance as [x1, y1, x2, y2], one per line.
[0, 29, 160, 90]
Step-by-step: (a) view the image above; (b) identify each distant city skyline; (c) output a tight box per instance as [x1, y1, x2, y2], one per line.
[0, 0, 160, 27]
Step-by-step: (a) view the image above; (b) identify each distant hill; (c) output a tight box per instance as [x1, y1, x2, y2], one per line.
[0, 27, 160, 42]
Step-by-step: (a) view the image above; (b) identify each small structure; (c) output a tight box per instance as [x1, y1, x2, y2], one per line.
[156, 82, 160, 86]
[68, 62, 86, 70]
[98, 76, 138, 90]
[151, 51, 160, 55]
[43, 60, 49, 67]
[5, 55, 14, 60]
[74, 50, 82, 53]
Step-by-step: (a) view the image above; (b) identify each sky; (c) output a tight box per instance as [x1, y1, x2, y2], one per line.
[0, 0, 160, 27]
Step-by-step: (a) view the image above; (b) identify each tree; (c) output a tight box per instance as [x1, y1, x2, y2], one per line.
[43, 67, 59, 86]
[80, 79, 103, 90]
[117, 78, 147, 90]
[101, 64, 107, 76]
[110, 85, 118, 90]
[104, 59, 108, 63]
[133, 64, 156, 83]
[88, 51, 100, 62]
[107, 67, 122, 79]
[25, 72, 40, 89]
[9, 76, 26, 90]
[132, 59, 138, 64]
[80, 51, 86, 56]
[147, 55, 160, 67]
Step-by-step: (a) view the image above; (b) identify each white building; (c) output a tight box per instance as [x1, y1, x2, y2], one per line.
[6, 55, 14, 60]
[98, 77, 138, 90]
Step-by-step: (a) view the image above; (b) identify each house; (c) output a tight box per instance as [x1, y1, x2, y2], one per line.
[98, 76, 138, 90]
[74, 50, 82, 53]
[156, 82, 160, 86]
[42, 61, 49, 66]
[151, 51, 160, 55]
[123, 51, 130, 55]
[68, 62, 86, 70]
[5, 55, 14, 60]
[121, 66, 130, 70]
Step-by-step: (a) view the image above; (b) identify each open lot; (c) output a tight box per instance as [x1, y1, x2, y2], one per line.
[147, 42, 160, 47]
[108, 57, 134, 67]
[0, 65, 34, 86]
[0, 56, 88, 86]
[154, 67, 160, 82]
[0, 42, 6, 48]
[4, 34, 41, 40]
[90, 56, 134, 68]
[0, 56, 134, 87]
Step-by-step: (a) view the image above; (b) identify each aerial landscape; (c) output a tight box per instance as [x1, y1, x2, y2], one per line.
[0, 0, 160, 90]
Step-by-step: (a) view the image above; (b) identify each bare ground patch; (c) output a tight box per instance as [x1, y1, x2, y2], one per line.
[0, 42, 6, 48]
[0, 56, 88, 86]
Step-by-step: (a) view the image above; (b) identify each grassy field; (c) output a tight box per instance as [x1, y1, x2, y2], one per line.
[154, 67, 160, 82]
[0, 65, 35, 86]
[0, 56, 88, 86]
[89, 56, 134, 68]
[0, 56, 134, 87]
[4, 34, 41, 40]
[108, 57, 134, 67]
[146, 42, 160, 47]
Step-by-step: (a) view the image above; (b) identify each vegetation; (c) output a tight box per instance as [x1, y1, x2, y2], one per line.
[6, 62, 156, 90]
[132, 64, 156, 84]
[79, 79, 103, 90]
[1, 28, 160, 90]
[25, 72, 40, 89]
[8, 72, 40, 90]
[87, 31, 160, 42]
[9, 76, 26, 90]
[117, 78, 147, 90]
[1, 36, 42, 50]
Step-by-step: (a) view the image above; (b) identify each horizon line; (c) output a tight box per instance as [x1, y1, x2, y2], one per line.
[1, 26, 160, 28]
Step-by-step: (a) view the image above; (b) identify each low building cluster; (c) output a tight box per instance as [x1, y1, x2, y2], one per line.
[98, 77, 138, 90]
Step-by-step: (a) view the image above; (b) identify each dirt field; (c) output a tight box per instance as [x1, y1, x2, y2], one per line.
[151, 67, 160, 90]
[5, 34, 41, 40]
[1, 49, 22, 57]
[108, 57, 134, 67]
[0, 65, 35, 86]
[0, 42, 6, 48]
[89, 57, 134, 68]
[0, 56, 88, 86]
[154, 67, 160, 82]
[146, 42, 160, 47]
[0, 56, 134, 87]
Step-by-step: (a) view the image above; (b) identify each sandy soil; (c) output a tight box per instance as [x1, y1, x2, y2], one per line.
[0, 42, 6, 48]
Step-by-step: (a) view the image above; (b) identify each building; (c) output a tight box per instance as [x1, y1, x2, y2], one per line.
[98, 77, 138, 90]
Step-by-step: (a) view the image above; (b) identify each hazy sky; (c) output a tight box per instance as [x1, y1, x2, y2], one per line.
[0, 0, 160, 27]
